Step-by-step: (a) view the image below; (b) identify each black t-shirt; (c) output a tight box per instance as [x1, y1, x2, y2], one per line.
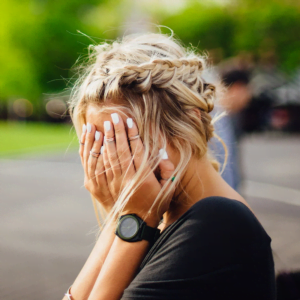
[121, 197, 276, 300]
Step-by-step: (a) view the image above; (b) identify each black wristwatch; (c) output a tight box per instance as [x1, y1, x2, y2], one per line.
[115, 214, 161, 244]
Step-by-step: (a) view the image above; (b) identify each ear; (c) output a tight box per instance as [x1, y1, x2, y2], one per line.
[192, 108, 201, 119]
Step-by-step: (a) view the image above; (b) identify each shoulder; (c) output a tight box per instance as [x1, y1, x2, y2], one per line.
[184, 197, 271, 242]
[160, 196, 271, 253]
[135, 196, 273, 284]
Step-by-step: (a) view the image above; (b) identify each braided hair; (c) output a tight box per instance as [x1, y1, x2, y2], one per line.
[69, 32, 223, 224]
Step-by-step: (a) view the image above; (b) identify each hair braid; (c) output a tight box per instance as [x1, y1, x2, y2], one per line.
[90, 56, 215, 113]
[70, 32, 226, 225]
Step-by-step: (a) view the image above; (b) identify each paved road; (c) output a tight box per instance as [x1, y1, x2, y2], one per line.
[1, 134, 300, 300]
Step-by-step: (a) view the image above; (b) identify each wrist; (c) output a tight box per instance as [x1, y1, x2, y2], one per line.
[93, 195, 114, 214]
[115, 213, 161, 244]
[121, 210, 160, 228]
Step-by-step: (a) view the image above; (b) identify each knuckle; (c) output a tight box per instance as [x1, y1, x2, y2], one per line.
[160, 160, 174, 171]
[108, 151, 118, 161]
[89, 185, 95, 194]
[83, 150, 88, 159]
[95, 169, 103, 177]
[88, 157, 93, 167]
[84, 179, 90, 190]
[118, 142, 129, 153]
[114, 126, 123, 134]
[104, 163, 111, 170]
[112, 163, 121, 171]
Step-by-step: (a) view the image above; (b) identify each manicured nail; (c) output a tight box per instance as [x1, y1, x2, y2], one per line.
[127, 118, 133, 128]
[111, 113, 119, 124]
[95, 131, 100, 141]
[159, 149, 168, 160]
[104, 121, 111, 131]
[82, 124, 87, 133]
[87, 123, 92, 133]
[103, 136, 106, 143]
[100, 146, 104, 154]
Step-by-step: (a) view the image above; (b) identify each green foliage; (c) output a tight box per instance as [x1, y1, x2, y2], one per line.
[161, 5, 237, 57]
[161, 1, 300, 71]
[233, 2, 300, 70]
[0, 0, 119, 108]
[1, 0, 300, 118]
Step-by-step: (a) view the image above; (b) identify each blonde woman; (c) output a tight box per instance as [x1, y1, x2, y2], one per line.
[63, 32, 276, 300]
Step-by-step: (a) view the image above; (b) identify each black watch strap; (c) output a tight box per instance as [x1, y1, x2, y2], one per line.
[141, 223, 161, 244]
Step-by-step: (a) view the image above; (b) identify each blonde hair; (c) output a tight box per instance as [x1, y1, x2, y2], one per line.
[69, 31, 225, 226]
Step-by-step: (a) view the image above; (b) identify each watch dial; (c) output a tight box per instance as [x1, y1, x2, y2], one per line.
[119, 217, 139, 239]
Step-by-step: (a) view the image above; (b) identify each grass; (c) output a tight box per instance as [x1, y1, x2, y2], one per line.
[0, 121, 79, 157]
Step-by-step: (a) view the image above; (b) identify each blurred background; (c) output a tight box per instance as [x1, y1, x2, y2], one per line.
[1, 0, 300, 299]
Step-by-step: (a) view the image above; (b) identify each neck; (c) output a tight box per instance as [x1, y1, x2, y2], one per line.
[161, 155, 237, 229]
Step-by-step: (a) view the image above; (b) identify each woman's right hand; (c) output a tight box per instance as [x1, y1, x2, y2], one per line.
[80, 123, 115, 213]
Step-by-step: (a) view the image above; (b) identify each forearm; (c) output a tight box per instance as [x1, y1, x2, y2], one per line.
[87, 237, 152, 300]
[62, 217, 116, 300]
[87, 217, 159, 300]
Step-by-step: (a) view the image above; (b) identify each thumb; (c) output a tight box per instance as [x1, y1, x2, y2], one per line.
[158, 149, 175, 188]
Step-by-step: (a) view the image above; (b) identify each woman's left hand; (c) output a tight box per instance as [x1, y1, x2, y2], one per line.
[102, 113, 175, 227]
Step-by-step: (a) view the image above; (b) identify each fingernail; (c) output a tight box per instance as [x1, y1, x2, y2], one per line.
[111, 113, 119, 124]
[104, 121, 111, 131]
[87, 123, 92, 133]
[82, 124, 87, 133]
[127, 118, 133, 128]
[103, 136, 106, 143]
[95, 131, 101, 141]
[100, 146, 104, 154]
[159, 149, 168, 160]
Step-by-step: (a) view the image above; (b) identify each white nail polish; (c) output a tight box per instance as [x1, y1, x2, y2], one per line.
[87, 123, 92, 133]
[100, 146, 104, 154]
[127, 118, 133, 128]
[111, 113, 119, 124]
[104, 121, 111, 131]
[95, 131, 100, 141]
[82, 124, 87, 133]
[103, 136, 106, 143]
[159, 149, 168, 160]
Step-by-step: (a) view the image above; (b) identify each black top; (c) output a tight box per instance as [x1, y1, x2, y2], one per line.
[121, 197, 276, 300]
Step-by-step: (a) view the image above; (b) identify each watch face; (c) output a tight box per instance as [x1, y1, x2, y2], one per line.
[119, 216, 139, 239]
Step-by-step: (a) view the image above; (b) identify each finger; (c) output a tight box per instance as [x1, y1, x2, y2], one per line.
[158, 149, 175, 187]
[103, 120, 122, 177]
[88, 130, 103, 184]
[111, 113, 135, 176]
[83, 123, 96, 179]
[103, 143, 114, 183]
[79, 124, 87, 165]
[95, 145, 108, 187]
[126, 118, 145, 170]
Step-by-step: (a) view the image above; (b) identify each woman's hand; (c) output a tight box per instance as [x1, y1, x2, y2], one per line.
[80, 123, 114, 213]
[103, 113, 175, 227]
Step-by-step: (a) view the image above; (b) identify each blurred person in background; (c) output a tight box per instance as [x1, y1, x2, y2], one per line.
[62, 31, 275, 300]
[204, 54, 252, 191]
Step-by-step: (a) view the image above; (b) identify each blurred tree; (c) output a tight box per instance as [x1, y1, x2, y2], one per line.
[1, 0, 300, 120]
[160, 4, 237, 58]
[0, 0, 121, 114]
[233, 1, 300, 71]
[161, 1, 300, 72]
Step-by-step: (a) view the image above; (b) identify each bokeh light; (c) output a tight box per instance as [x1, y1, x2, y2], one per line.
[12, 99, 33, 118]
[45, 99, 67, 119]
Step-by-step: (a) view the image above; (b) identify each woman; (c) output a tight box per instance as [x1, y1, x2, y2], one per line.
[64, 32, 276, 300]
